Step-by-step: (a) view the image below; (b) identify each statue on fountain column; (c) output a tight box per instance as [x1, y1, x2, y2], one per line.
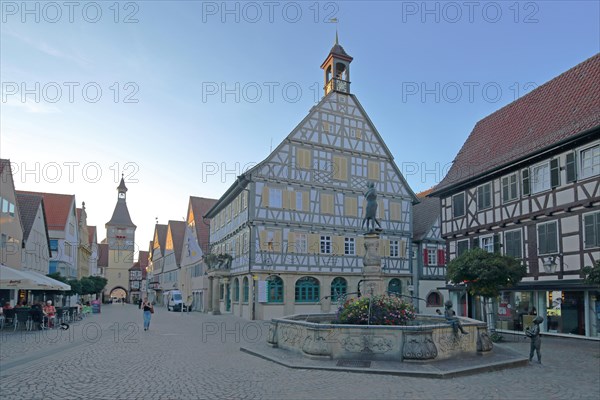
[362, 182, 382, 233]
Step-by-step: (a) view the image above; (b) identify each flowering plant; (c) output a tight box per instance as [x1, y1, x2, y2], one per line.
[335, 295, 416, 325]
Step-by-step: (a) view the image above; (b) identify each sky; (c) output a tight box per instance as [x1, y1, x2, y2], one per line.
[1, 0, 599, 259]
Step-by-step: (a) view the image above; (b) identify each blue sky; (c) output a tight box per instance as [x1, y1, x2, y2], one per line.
[2, 0, 599, 255]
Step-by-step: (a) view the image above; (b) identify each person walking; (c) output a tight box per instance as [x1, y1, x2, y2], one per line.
[141, 297, 153, 331]
[526, 315, 544, 363]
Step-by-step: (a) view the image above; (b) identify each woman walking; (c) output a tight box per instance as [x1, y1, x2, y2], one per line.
[141, 297, 153, 331]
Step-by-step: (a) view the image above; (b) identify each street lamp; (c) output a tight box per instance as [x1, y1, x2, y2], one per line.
[543, 256, 558, 274]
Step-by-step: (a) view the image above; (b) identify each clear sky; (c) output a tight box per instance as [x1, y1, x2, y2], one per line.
[2, 0, 599, 258]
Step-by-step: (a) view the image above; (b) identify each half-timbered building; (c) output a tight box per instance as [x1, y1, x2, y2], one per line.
[205, 38, 418, 320]
[430, 54, 600, 338]
[412, 190, 448, 314]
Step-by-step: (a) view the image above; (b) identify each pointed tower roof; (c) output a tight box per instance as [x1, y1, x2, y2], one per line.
[328, 31, 352, 61]
[106, 178, 136, 228]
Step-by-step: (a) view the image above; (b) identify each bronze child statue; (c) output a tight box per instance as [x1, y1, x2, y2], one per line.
[444, 300, 468, 335]
[526, 315, 544, 363]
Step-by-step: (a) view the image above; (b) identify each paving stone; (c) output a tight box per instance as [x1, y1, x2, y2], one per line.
[0, 304, 599, 399]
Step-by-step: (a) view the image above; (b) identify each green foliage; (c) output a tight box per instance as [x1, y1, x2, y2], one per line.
[46, 273, 107, 296]
[447, 248, 527, 298]
[336, 295, 417, 325]
[582, 260, 600, 285]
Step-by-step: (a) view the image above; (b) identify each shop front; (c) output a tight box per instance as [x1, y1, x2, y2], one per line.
[496, 281, 600, 338]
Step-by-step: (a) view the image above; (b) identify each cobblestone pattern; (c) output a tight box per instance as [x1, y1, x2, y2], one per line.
[1, 305, 599, 399]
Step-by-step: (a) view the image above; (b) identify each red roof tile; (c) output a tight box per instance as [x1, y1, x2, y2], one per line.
[16, 191, 75, 231]
[434, 53, 600, 194]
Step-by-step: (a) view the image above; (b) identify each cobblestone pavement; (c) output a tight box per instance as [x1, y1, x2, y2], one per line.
[1, 305, 599, 400]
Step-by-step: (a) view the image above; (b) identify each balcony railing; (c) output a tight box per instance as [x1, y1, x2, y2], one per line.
[325, 78, 350, 94]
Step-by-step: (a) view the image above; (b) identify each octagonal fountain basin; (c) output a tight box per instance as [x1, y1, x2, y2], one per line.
[266, 313, 493, 362]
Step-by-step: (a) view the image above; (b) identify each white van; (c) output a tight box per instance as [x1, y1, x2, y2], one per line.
[166, 290, 183, 311]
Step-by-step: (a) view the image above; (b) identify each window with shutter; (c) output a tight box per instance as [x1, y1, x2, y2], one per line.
[477, 183, 492, 210]
[438, 249, 445, 266]
[502, 172, 519, 203]
[580, 144, 600, 179]
[566, 151, 577, 183]
[504, 229, 522, 259]
[537, 221, 558, 255]
[452, 193, 465, 218]
[333, 156, 348, 181]
[456, 240, 469, 256]
[531, 162, 551, 193]
[550, 158, 560, 188]
[583, 211, 600, 249]
[522, 168, 530, 196]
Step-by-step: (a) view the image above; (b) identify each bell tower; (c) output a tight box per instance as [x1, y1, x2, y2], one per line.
[105, 175, 136, 301]
[320, 32, 353, 96]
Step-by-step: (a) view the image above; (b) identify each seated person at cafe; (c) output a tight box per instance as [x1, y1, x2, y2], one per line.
[43, 300, 57, 327]
[29, 302, 44, 327]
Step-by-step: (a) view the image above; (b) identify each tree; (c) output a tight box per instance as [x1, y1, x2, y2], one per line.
[582, 260, 600, 285]
[88, 276, 108, 297]
[447, 248, 527, 330]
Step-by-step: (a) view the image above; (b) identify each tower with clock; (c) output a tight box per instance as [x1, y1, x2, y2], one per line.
[104, 175, 137, 301]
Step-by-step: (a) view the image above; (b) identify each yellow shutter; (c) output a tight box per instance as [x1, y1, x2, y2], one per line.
[333, 236, 344, 255]
[321, 193, 333, 214]
[333, 156, 348, 181]
[273, 230, 282, 253]
[262, 185, 270, 207]
[282, 191, 290, 209]
[290, 190, 297, 210]
[323, 121, 330, 133]
[378, 199, 384, 219]
[381, 240, 390, 257]
[287, 232, 296, 253]
[308, 234, 320, 254]
[400, 239, 407, 258]
[390, 202, 401, 221]
[345, 196, 357, 217]
[259, 230, 267, 252]
[368, 161, 380, 181]
[302, 191, 309, 212]
[355, 128, 362, 139]
[356, 236, 365, 256]
[297, 148, 312, 169]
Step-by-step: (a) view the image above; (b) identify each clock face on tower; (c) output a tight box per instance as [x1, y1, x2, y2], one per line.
[119, 192, 125, 199]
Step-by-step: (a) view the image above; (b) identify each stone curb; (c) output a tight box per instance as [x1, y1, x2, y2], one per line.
[240, 343, 530, 379]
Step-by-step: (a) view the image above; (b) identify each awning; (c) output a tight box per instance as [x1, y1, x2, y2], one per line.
[0, 264, 71, 291]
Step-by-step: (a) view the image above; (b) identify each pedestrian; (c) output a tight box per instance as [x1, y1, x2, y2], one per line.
[141, 297, 153, 331]
[526, 315, 544, 363]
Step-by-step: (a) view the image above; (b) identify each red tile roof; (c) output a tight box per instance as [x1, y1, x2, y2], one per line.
[167, 220, 187, 265]
[97, 243, 109, 267]
[16, 191, 75, 231]
[433, 53, 600, 195]
[88, 226, 97, 245]
[189, 196, 217, 254]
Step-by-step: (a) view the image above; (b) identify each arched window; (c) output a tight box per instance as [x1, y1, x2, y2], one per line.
[426, 291, 443, 307]
[233, 278, 239, 302]
[388, 278, 402, 295]
[330, 277, 347, 302]
[267, 275, 284, 303]
[243, 277, 249, 303]
[295, 276, 320, 303]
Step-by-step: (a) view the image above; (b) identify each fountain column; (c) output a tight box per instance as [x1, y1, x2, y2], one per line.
[362, 232, 386, 297]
